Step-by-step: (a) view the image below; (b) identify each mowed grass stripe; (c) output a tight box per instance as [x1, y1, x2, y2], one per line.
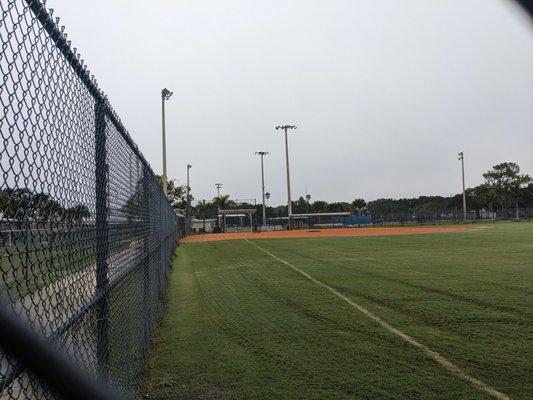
[150, 242, 478, 399]
[188, 241, 440, 398]
[252, 225, 532, 397]
[245, 239, 510, 400]
[149, 223, 532, 399]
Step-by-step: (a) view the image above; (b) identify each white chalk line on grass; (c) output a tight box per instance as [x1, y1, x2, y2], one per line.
[245, 239, 510, 400]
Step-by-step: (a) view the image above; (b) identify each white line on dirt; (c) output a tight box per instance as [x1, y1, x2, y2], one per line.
[245, 239, 510, 400]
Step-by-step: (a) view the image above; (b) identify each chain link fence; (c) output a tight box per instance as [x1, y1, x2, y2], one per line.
[1, 0, 178, 398]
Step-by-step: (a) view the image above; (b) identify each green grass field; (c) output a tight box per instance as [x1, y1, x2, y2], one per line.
[148, 223, 532, 399]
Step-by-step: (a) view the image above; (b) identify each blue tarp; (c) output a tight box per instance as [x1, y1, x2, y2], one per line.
[332, 215, 372, 225]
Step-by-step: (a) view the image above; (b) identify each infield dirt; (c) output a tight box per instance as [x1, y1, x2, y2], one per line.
[182, 225, 473, 243]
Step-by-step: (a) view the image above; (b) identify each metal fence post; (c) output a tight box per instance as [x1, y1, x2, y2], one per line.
[142, 168, 151, 353]
[94, 99, 110, 382]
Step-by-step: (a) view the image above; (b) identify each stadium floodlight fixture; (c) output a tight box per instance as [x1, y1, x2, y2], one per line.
[275, 125, 297, 130]
[457, 152, 466, 221]
[160, 88, 173, 196]
[215, 183, 223, 197]
[161, 88, 173, 100]
[275, 124, 297, 229]
[255, 152, 270, 228]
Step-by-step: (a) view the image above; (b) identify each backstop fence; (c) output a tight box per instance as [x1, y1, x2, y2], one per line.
[1, 1, 178, 399]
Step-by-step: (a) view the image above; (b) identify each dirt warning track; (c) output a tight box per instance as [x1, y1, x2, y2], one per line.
[182, 225, 473, 243]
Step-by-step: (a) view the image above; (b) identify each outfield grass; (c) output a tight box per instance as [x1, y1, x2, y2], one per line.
[148, 223, 532, 399]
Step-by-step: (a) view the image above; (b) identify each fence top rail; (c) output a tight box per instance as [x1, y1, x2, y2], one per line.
[218, 209, 257, 215]
[292, 212, 352, 217]
[24, 0, 157, 179]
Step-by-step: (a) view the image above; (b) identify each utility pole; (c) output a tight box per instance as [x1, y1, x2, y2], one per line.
[458, 152, 466, 221]
[215, 183, 223, 198]
[186, 164, 192, 235]
[255, 152, 269, 228]
[275, 125, 297, 229]
[161, 88, 173, 195]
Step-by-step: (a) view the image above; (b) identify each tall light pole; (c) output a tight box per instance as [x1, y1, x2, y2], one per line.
[458, 152, 466, 221]
[214, 183, 223, 231]
[161, 88, 173, 195]
[275, 125, 297, 229]
[215, 183, 223, 198]
[186, 164, 192, 235]
[255, 152, 269, 228]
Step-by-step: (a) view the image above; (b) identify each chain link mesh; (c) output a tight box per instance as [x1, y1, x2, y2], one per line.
[1, 0, 178, 398]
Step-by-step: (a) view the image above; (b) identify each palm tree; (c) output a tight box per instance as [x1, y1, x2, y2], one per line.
[196, 200, 211, 230]
[213, 194, 230, 210]
[351, 198, 366, 215]
[352, 198, 367, 228]
[213, 194, 231, 232]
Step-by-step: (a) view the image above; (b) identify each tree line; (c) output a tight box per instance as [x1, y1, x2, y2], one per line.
[0, 188, 90, 221]
[183, 161, 532, 220]
[5, 161, 527, 223]
[366, 162, 532, 217]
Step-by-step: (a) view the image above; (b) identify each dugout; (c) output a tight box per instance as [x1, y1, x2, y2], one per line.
[218, 208, 256, 233]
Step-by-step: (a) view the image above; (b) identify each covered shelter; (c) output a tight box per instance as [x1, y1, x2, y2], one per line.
[218, 208, 256, 232]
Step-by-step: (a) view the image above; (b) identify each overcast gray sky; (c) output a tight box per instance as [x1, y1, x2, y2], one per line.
[52, 0, 532, 205]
